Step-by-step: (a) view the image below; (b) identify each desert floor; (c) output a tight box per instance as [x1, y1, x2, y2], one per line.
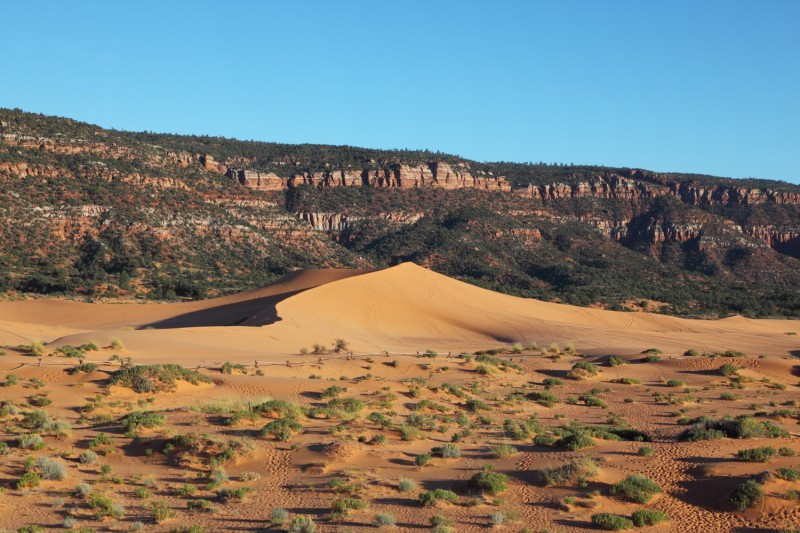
[0, 263, 798, 532]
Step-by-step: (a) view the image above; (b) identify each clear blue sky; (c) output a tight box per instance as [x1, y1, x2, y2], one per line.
[2, 1, 798, 183]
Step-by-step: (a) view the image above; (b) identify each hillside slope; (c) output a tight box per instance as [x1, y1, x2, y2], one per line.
[1, 107, 800, 317]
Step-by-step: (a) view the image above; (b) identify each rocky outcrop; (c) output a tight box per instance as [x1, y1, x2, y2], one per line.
[299, 211, 424, 236]
[516, 175, 668, 200]
[673, 182, 800, 205]
[225, 161, 510, 192]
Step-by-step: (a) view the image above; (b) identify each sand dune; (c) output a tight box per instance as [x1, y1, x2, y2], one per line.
[0, 263, 797, 361]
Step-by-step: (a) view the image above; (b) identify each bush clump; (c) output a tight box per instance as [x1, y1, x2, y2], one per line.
[36, 457, 68, 480]
[540, 457, 598, 486]
[730, 479, 764, 511]
[591, 513, 634, 530]
[610, 475, 662, 503]
[568, 361, 598, 380]
[468, 470, 508, 495]
[735, 446, 777, 462]
[109, 364, 211, 393]
[679, 416, 789, 441]
[631, 509, 668, 526]
[419, 489, 458, 506]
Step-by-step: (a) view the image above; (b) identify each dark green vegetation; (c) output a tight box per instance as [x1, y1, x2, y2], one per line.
[3, 108, 800, 317]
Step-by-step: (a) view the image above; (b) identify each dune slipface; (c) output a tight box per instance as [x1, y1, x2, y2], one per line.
[0, 264, 798, 532]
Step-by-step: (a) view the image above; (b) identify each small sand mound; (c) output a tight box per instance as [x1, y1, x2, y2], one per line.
[321, 440, 363, 460]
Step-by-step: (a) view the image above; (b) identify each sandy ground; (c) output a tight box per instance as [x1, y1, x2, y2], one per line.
[0, 263, 797, 532]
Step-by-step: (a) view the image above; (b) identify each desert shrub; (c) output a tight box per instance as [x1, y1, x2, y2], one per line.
[666, 379, 685, 387]
[218, 487, 255, 501]
[530, 391, 560, 407]
[75, 482, 91, 497]
[540, 457, 598, 486]
[778, 447, 795, 457]
[252, 399, 303, 419]
[373, 513, 396, 526]
[631, 509, 668, 526]
[607, 356, 627, 367]
[719, 363, 739, 377]
[679, 416, 789, 441]
[270, 507, 289, 526]
[288, 516, 317, 533]
[775, 467, 800, 481]
[19, 433, 45, 450]
[121, 411, 166, 431]
[469, 470, 508, 495]
[87, 432, 114, 450]
[66, 362, 97, 374]
[320, 385, 344, 398]
[260, 418, 303, 441]
[637, 446, 655, 456]
[398, 477, 416, 492]
[36, 457, 68, 480]
[331, 496, 367, 517]
[415, 452, 432, 466]
[720, 392, 739, 401]
[491, 443, 518, 458]
[568, 361, 598, 380]
[0, 442, 8, 455]
[642, 355, 662, 363]
[17, 471, 41, 489]
[20, 409, 52, 430]
[220, 361, 247, 375]
[730, 479, 764, 511]
[610, 475, 662, 503]
[109, 338, 124, 350]
[133, 487, 152, 499]
[612, 377, 640, 385]
[420, 489, 458, 506]
[465, 398, 490, 412]
[434, 443, 461, 458]
[735, 446, 777, 462]
[554, 426, 594, 451]
[684, 349, 700, 357]
[186, 499, 214, 513]
[475, 363, 499, 376]
[109, 364, 211, 393]
[28, 340, 46, 357]
[542, 378, 563, 389]
[88, 492, 125, 518]
[28, 394, 52, 407]
[592, 513, 634, 530]
[150, 500, 176, 522]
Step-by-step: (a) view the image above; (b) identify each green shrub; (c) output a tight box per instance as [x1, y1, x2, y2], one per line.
[398, 477, 416, 492]
[540, 457, 597, 486]
[331, 497, 367, 518]
[610, 475, 662, 503]
[637, 446, 654, 456]
[120, 411, 166, 430]
[631, 509, 668, 526]
[320, 385, 344, 398]
[17, 471, 41, 489]
[775, 467, 800, 481]
[468, 470, 508, 495]
[719, 363, 739, 377]
[133, 487, 152, 499]
[260, 418, 302, 441]
[666, 379, 685, 387]
[542, 378, 563, 389]
[217, 487, 255, 501]
[491, 443, 518, 458]
[568, 361, 598, 380]
[270, 507, 289, 526]
[288, 516, 317, 533]
[730, 479, 764, 511]
[530, 391, 560, 407]
[88, 492, 125, 518]
[735, 446, 776, 462]
[415, 453, 432, 466]
[591, 513, 634, 530]
[150, 500, 176, 522]
[679, 416, 789, 441]
[607, 356, 627, 367]
[434, 443, 460, 458]
[419, 489, 458, 506]
[373, 513, 396, 526]
[109, 364, 211, 393]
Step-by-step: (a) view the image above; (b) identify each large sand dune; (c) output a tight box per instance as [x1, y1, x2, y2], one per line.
[0, 263, 797, 362]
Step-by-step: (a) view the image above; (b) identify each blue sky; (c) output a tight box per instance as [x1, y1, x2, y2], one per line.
[2, 1, 798, 183]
